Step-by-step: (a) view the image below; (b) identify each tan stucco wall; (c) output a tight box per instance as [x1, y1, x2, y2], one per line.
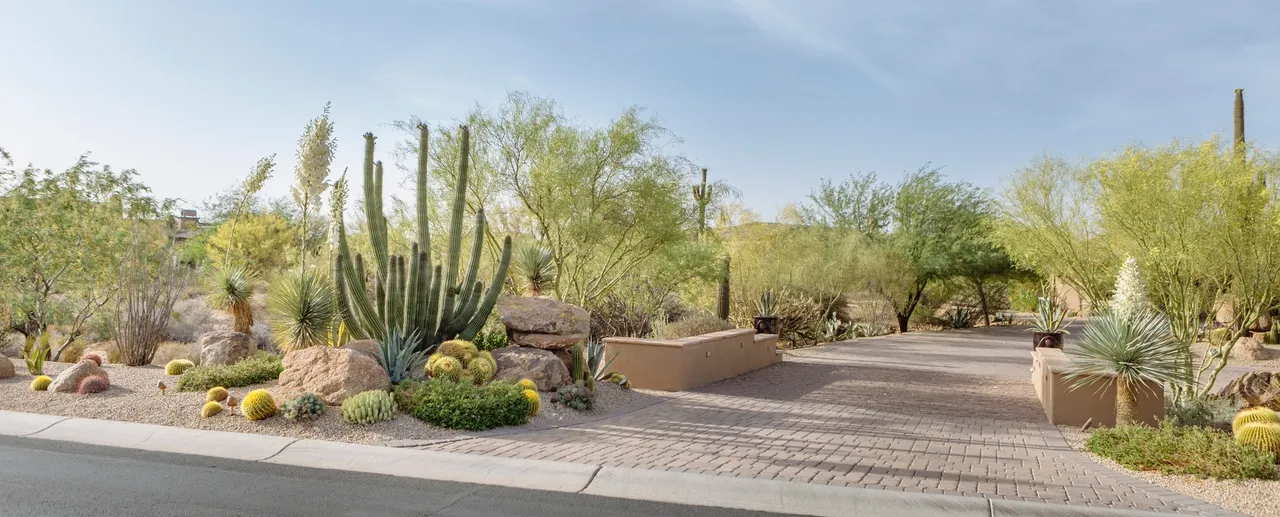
[1032, 348, 1163, 427]
[603, 329, 781, 391]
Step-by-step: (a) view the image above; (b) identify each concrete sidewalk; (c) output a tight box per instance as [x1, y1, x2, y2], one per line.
[0, 410, 1183, 517]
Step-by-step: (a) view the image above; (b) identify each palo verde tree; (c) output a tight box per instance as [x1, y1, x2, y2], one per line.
[333, 124, 512, 350]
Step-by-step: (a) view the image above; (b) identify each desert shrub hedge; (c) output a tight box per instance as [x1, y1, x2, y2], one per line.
[1087, 422, 1277, 480]
[394, 379, 531, 431]
[176, 352, 283, 392]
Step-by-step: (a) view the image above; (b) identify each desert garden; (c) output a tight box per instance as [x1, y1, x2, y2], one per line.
[5, 90, 1280, 515]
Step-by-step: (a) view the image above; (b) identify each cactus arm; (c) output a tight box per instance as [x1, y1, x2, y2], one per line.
[416, 124, 432, 265]
[460, 236, 512, 339]
[360, 134, 389, 276]
[404, 244, 421, 336]
[423, 265, 443, 351]
[415, 250, 430, 334]
[438, 126, 472, 335]
[453, 210, 486, 322]
[448, 282, 483, 335]
[333, 255, 366, 340]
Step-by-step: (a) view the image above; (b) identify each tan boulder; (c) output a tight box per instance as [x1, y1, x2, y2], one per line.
[1218, 371, 1280, 409]
[341, 340, 380, 361]
[0, 355, 14, 379]
[496, 297, 590, 336]
[1232, 336, 1275, 361]
[198, 331, 254, 366]
[49, 360, 108, 393]
[278, 347, 390, 405]
[491, 347, 571, 391]
[510, 331, 587, 351]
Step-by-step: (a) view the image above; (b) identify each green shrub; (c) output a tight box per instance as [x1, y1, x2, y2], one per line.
[473, 329, 509, 351]
[176, 352, 283, 392]
[393, 379, 531, 431]
[1166, 396, 1237, 428]
[557, 381, 595, 411]
[1087, 422, 1277, 480]
[653, 314, 733, 339]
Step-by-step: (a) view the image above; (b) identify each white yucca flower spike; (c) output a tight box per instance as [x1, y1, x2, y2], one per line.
[1110, 256, 1148, 321]
[292, 102, 337, 213]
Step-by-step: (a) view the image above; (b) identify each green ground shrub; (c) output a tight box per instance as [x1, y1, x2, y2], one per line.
[1086, 422, 1277, 480]
[652, 313, 734, 339]
[176, 352, 283, 392]
[1166, 396, 1237, 428]
[393, 379, 531, 431]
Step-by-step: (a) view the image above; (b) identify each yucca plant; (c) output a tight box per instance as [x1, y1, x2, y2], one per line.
[206, 263, 256, 335]
[1065, 311, 1190, 426]
[267, 269, 336, 354]
[511, 240, 555, 297]
[375, 329, 428, 384]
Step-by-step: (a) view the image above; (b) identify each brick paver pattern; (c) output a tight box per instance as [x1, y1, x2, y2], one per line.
[421, 326, 1207, 514]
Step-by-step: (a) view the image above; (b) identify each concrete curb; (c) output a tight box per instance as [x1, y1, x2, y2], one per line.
[2, 409, 1180, 517]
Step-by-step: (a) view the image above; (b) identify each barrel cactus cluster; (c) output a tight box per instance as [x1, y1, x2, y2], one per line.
[1234, 407, 1280, 460]
[426, 339, 496, 385]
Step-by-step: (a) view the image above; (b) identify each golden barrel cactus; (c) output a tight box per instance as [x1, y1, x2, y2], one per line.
[517, 378, 537, 391]
[523, 389, 541, 416]
[165, 359, 196, 376]
[240, 389, 277, 421]
[1232, 407, 1280, 433]
[206, 386, 229, 403]
[1236, 422, 1280, 459]
[30, 375, 53, 391]
[200, 401, 224, 418]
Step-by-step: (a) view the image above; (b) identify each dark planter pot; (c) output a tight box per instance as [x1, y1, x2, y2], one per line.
[1032, 331, 1064, 350]
[753, 316, 779, 335]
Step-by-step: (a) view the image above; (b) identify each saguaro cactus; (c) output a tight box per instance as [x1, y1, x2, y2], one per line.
[1234, 88, 1245, 153]
[691, 168, 712, 238]
[333, 124, 512, 352]
[715, 257, 730, 320]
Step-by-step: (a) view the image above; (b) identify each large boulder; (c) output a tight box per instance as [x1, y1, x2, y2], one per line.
[1218, 371, 1280, 409]
[0, 355, 14, 379]
[49, 360, 108, 393]
[198, 331, 254, 366]
[277, 347, 390, 405]
[492, 347, 572, 391]
[497, 297, 590, 351]
[1232, 336, 1275, 361]
[341, 340, 380, 361]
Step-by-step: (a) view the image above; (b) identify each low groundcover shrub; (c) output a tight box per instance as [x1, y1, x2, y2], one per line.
[394, 379, 531, 431]
[176, 352, 283, 392]
[1087, 421, 1277, 480]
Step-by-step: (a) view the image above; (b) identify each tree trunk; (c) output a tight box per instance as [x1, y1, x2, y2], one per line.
[895, 283, 927, 333]
[1115, 380, 1141, 426]
[233, 302, 254, 335]
[975, 279, 990, 327]
[896, 313, 910, 333]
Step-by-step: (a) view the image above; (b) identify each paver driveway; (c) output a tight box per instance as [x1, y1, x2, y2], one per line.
[417, 326, 1235, 515]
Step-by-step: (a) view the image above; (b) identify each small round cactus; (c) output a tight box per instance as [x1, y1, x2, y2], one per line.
[432, 355, 464, 382]
[200, 401, 223, 418]
[522, 389, 541, 416]
[517, 378, 538, 391]
[1236, 422, 1280, 459]
[165, 359, 196, 376]
[240, 389, 277, 421]
[425, 353, 445, 375]
[467, 351, 497, 384]
[281, 392, 326, 422]
[76, 375, 110, 394]
[341, 390, 396, 425]
[30, 375, 53, 391]
[438, 339, 478, 361]
[206, 386, 229, 403]
[1233, 407, 1280, 434]
[81, 352, 104, 366]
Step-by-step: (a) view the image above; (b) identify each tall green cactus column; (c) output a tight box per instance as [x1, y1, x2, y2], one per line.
[715, 256, 730, 320]
[333, 124, 512, 353]
[691, 168, 712, 239]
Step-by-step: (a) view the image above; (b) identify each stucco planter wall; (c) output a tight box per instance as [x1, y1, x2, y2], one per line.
[603, 329, 781, 392]
[1031, 347, 1163, 427]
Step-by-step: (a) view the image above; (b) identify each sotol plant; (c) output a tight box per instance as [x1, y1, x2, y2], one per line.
[206, 263, 256, 335]
[333, 125, 512, 354]
[511, 240, 555, 297]
[267, 269, 336, 354]
[1065, 311, 1187, 426]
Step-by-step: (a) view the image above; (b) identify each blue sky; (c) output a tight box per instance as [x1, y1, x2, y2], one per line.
[1, 0, 1277, 217]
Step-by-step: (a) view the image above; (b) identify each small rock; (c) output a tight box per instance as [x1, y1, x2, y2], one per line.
[49, 360, 108, 393]
[492, 347, 572, 391]
[198, 331, 254, 366]
[1218, 371, 1280, 408]
[277, 347, 390, 405]
[0, 356, 14, 378]
[496, 297, 590, 336]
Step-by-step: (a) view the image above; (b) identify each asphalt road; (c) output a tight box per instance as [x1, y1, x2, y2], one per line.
[0, 435, 792, 517]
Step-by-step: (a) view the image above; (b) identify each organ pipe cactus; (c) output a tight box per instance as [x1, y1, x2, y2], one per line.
[333, 124, 512, 353]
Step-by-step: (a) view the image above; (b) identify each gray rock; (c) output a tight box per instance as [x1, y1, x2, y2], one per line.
[0, 355, 14, 379]
[496, 297, 589, 336]
[198, 331, 254, 366]
[510, 331, 588, 351]
[49, 360, 108, 393]
[492, 347, 572, 391]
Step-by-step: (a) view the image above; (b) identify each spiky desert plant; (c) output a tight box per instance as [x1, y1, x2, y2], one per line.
[431, 355, 464, 382]
[570, 342, 585, 382]
[517, 378, 537, 391]
[81, 352, 104, 366]
[1233, 407, 1280, 434]
[165, 359, 196, 376]
[206, 386, 229, 403]
[76, 375, 110, 394]
[1065, 311, 1188, 426]
[1110, 256, 1148, 321]
[523, 389, 541, 416]
[467, 351, 497, 384]
[29, 375, 52, 391]
[715, 257, 730, 320]
[267, 269, 336, 354]
[333, 125, 513, 354]
[200, 401, 224, 418]
[692, 167, 713, 238]
[206, 263, 256, 335]
[755, 288, 778, 318]
[438, 339, 478, 361]
[511, 240, 555, 297]
[1235, 422, 1280, 460]
[341, 389, 396, 425]
[23, 343, 47, 375]
[240, 389, 277, 421]
[281, 392, 326, 421]
[556, 381, 595, 411]
[376, 329, 428, 384]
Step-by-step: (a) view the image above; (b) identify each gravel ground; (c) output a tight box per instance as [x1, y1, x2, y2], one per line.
[0, 358, 650, 445]
[1058, 425, 1280, 517]
[1190, 342, 1280, 369]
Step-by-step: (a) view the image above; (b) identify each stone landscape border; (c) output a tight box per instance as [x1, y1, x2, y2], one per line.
[0, 409, 1196, 516]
